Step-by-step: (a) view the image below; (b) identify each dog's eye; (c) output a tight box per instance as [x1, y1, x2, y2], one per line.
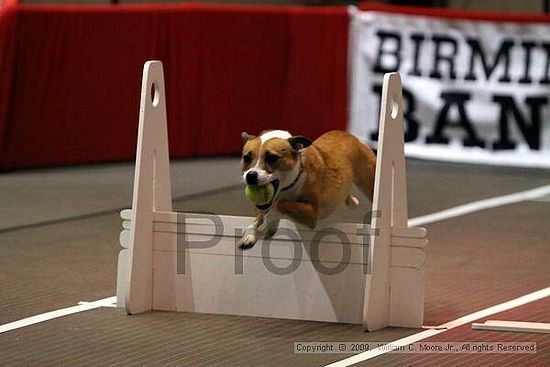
[264, 152, 280, 165]
[242, 152, 252, 165]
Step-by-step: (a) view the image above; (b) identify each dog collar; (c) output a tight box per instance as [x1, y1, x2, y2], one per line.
[281, 154, 303, 192]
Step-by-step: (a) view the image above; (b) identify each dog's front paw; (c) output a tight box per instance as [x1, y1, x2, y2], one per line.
[238, 233, 258, 250]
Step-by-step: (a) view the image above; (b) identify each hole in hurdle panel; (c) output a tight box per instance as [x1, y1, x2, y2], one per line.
[151, 82, 159, 107]
[390, 97, 399, 120]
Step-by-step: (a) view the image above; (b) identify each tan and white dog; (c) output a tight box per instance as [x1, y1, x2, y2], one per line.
[238, 130, 377, 249]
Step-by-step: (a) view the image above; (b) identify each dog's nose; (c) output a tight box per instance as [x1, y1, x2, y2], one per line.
[245, 171, 258, 185]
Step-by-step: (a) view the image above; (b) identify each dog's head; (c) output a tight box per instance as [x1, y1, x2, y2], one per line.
[240, 130, 311, 210]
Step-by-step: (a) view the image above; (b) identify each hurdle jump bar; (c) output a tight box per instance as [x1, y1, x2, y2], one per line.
[116, 61, 428, 331]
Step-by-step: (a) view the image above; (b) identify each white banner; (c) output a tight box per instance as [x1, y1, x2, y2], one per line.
[349, 9, 550, 167]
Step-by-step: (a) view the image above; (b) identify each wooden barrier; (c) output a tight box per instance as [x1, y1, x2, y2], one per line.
[116, 61, 427, 331]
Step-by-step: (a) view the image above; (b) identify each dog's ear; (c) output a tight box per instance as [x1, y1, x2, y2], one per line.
[241, 132, 256, 144]
[288, 135, 312, 151]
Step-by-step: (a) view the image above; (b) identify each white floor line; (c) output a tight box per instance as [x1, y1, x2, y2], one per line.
[326, 287, 550, 367]
[0, 296, 116, 334]
[409, 184, 550, 227]
[78, 298, 118, 308]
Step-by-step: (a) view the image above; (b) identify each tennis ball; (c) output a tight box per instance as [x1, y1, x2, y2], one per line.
[245, 183, 275, 206]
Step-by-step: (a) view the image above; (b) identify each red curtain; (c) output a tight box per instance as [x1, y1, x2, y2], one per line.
[0, 3, 349, 169]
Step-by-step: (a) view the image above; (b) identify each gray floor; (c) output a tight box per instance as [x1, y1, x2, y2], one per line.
[0, 157, 549, 366]
[0, 157, 242, 231]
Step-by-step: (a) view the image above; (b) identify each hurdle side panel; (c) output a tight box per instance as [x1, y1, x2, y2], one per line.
[363, 73, 427, 331]
[124, 61, 175, 314]
[116, 249, 130, 308]
[362, 73, 399, 331]
[389, 267, 424, 327]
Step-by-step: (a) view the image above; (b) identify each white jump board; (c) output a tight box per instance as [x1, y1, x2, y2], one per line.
[472, 320, 550, 334]
[121, 209, 370, 324]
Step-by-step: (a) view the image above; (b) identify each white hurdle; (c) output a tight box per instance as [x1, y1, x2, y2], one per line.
[363, 74, 428, 331]
[116, 61, 427, 331]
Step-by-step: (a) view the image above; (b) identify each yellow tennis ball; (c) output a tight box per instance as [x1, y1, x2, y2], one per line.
[245, 183, 275, 206]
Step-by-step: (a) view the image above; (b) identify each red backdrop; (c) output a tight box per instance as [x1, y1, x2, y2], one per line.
[0, 2, 349, 169]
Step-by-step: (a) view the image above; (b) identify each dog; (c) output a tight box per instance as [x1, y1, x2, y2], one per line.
[238, 130, 376, 249]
